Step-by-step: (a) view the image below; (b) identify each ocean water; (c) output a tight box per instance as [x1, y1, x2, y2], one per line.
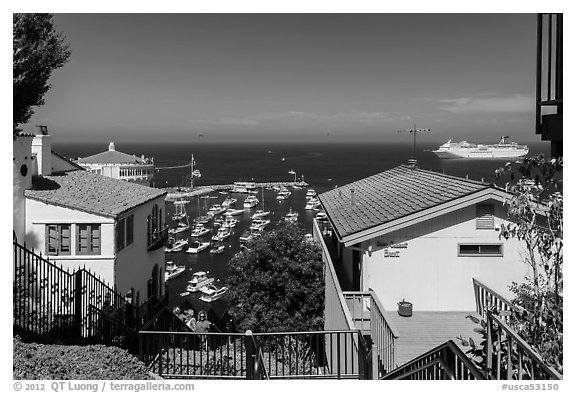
[54, 141, 549, 317]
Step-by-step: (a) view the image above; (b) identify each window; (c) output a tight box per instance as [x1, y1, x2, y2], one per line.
[476, 203, 495, 229]
[458, 243, 503, 257]
[116, 214, 134, 252]
[147, 204, 163, 248]
[126, 215, 134, 246]
[116, 219, 125, 251]
[46, 224, 71, 255]
[77, 224, 101, 255]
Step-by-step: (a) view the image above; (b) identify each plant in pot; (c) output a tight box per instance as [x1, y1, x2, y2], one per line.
[398, 299, 413, 317]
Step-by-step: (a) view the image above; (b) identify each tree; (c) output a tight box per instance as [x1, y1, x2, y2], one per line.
[496, 155, 563, 372]
[225, 222, 324, 333]
[13, 13, 70, 133]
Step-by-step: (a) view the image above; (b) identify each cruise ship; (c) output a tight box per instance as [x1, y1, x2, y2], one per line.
[432, 136, 529, 159]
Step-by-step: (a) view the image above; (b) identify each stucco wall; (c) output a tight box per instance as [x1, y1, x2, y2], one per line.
[114, 197, 165, 299]
[349, 201, 530, 311]
[13, 136, 34, 242]
[25, 199, 116, 285]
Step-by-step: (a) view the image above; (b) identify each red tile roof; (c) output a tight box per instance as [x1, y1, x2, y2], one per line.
[318, 165, 492, 239]
[25, 171, 166, 219]
[76, 149, 149, 165]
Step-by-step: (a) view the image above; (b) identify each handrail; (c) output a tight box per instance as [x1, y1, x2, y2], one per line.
[473, 277, 514, 319]
[139, 329, 359, 335]
[487, 311, 562, 380]
[313, 219, 355, 330]
[382, 340, 485, 380]
[369, 289, 401, 339]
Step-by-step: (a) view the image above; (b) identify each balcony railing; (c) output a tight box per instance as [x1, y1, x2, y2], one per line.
[473, 279, 562, 380]
[139, 330, 368, 379]
[343, 291, 399, 377]
[147, 226, 168, 252]
[382, 340, 486, 380]
[486, 310, 562, 380]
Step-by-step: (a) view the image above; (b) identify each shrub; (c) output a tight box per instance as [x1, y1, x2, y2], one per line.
[13, 336, 151, 380]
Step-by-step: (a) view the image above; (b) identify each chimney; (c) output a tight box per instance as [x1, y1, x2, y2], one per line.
[109, 142, 116, 151]
[31, 132, 52, 176]
[407, 158, 417, 169]
[351, 188, 355, 206]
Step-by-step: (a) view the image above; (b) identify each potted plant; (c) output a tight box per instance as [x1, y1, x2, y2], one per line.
[397, 299, 413, 317]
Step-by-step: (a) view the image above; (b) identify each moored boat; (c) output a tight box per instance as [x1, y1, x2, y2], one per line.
[165, 238, 188, 252]
[186, 271, 214, 292]
[199, 285, 228, 302]
[165, 261, 186, 281]
[190, 224, 210, 237]
[210, 245, 225, 254]
[225, 208, 244, 216]
[186, 240, 210, 254]
[243, 195, 259, 208]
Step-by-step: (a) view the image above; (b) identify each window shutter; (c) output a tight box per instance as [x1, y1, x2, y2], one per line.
[476, 204, 494, 229]
[47, 225, 58, 254]
[126, 215, 134, 245]
[60, 225, 71, 254]
[78, 225, 88, 253]
[91, 225, 101, 254]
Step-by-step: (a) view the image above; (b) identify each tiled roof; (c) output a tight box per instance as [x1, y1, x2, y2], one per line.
[76, 150, 148, 165]
[318, 165, 492, 239]
[25, 171, 166, 219]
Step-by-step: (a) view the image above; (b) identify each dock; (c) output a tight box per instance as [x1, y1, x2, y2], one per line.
[163, 181, 309, 201]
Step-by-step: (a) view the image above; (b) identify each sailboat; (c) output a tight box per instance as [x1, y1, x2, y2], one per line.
[252, 186, 271, 219]
[169, 200, 190, 234]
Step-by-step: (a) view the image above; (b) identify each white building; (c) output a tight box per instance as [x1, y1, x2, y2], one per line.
[13, 133, 167, 300]
[76, 142, 155, 187]
[318, 165, 530, 312]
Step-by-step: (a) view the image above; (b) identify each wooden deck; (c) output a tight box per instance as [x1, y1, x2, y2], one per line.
[384, 311, 483, 367]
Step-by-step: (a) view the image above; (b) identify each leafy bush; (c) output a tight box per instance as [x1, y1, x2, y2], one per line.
[13, 336, 151, 380]
[225, 222, 324, 333]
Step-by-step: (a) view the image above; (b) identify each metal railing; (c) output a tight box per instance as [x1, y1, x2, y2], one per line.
[139, 330, 366, 379]
[147, 226, 169, 252]
[486, 310, 562, 380]
[13, 241, 154, 342]
[343, 291, 399, 377]
[382, 340, 486, 380]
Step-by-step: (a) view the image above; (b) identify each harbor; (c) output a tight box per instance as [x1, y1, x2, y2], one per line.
[163, 181, 309, 201]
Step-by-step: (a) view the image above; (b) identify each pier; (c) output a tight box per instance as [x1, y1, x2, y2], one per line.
[163, 181, 309, 201]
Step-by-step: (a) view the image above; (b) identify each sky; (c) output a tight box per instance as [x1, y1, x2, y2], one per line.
[25, 13, 542, 144]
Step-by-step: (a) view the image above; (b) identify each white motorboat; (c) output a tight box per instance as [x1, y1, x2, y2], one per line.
[179, 291, 190, 297]
[190, 225, 210, 237]
[165, 261, 186, 281]
[195, 215, 211, 225]
[169, 221, 190, 234]
[165, 238, 188, 252]
[225, 208, 244, 216]
[306, 189, 317, 199]
[284, 209, 299, 223]
[213, 217, 224, 227]
[316, 212, 328, 221]
[186, 271, 214, 292]
[252, 210, 271, 219]
[186, 240, 210, 254]
[210, 245, 225, 254]
[305, 198, 320, 210]
[212, 226, 232, 242]
[222, 197, 237, 207]
[199, 285, 228, 303]
[250, 218, 271, 231]
[208, 204, 226, 215]
[243, 195, 259, 208]
[222, 216, 238, 228]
